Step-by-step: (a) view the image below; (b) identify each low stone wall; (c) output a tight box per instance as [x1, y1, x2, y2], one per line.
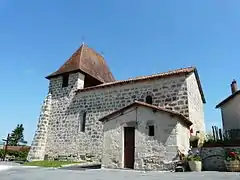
[192, 146, 240, 171]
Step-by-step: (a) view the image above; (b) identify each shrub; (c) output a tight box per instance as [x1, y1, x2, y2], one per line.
[0, 148, 29, 161]
[186, 149, 202, 161]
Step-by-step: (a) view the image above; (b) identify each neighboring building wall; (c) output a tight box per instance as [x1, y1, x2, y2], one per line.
[221, 94, 240, 130]
[186, 73, 205, 133]
[102, 106, 186, 171]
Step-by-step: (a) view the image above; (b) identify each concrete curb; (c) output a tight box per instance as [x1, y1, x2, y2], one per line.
[61, 163, 83, 168]
[19, 166, 39, 169]
[60, 162, 100, 168]
[0, 165, 41, 171]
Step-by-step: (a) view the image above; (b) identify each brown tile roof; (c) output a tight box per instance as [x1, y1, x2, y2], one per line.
[99, 101, 193, 127]
[4, 146, 30, 152]
[77, 67, 206, 103]
[216, 90, 240, 108]
[46, 44, 115, 83]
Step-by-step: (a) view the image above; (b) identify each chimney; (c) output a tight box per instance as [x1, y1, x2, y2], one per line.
[231, 80, 238, 94]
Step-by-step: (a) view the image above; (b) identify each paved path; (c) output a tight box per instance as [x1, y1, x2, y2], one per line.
[0, 161, 21, 171]
[0, 167, 240, 180]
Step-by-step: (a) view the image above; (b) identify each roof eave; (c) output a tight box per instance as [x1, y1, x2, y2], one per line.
[45, 69, 106, 84]
[215, 104, 221, 109]
[77, 67, 196, 93]
[99, 101, 192, 127]
[45, 69, 82, 80]
[215, 90, 240, 109]
[193, 68, 206, 104]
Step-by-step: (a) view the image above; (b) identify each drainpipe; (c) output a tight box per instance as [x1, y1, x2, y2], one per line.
[135, 107, 138, 127]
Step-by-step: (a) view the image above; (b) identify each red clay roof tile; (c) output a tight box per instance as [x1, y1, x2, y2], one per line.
[77, 67, 206, 103]
[46, 44, 115, 83]
[216, 90, 240, 108]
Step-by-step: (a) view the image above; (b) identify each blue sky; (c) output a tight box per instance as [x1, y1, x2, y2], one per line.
[0, 0, 240, 143]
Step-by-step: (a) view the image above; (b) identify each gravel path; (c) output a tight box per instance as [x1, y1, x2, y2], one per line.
[0, 167, 240, 180]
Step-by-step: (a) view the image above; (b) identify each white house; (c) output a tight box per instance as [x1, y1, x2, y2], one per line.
[216, 80, 240, 131]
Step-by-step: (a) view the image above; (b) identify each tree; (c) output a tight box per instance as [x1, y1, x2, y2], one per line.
[8, 124, 27, 146]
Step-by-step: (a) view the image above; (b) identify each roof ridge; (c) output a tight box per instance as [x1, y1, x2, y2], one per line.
[76, 66, 206, 104]
[128, 66, 195, 80]
[78, 66, 195, 87]
[78, 43, 85, 69]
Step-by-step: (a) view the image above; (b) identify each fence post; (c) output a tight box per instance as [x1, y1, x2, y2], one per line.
[219, 129, 223, 141]
[212, 126, 216, 141]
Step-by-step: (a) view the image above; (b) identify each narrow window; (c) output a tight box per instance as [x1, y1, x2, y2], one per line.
[80, 112, 86, 132]
[62, 74, 69, 87]
[146, 95, 153, 104]
[148, 125, 154, 136]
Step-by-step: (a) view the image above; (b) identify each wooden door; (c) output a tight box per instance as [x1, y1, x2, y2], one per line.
[124, 127, 135, 169]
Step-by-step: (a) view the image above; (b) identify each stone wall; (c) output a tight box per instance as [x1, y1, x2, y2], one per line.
[44, 73, 189, 162]
[30, 71, 203, 162]
[27, 94, 52, 161]
[186, 73, 205, 133]
[192, 146, 240, 171]
[176, 121, 190, 153]
[102, 106, 187, 171]
[44, 72, 86, 161]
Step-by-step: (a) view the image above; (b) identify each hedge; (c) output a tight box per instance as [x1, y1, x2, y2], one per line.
[0, 148, 29, 161]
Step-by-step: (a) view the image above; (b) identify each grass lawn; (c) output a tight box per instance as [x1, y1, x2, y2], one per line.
[24, 160, 81, 168]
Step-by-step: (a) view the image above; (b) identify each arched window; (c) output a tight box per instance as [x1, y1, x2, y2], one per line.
[145, 95, 153, 104]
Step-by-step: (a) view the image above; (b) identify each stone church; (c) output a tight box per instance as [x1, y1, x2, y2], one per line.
[27, 44, 206, 170]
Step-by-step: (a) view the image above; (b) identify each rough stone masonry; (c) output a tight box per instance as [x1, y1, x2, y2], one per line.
[28, 71, 205, 162]
[27, 44, 206, 166]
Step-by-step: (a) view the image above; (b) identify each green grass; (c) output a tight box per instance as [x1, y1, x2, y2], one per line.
[24, 160, 80, 168]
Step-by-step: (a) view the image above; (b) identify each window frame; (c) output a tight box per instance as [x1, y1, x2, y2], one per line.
[62, 74, 69, 88]
[80, 112, 87, 132]
[148, 125, 155, 136]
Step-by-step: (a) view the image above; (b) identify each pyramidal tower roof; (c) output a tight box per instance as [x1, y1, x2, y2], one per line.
[46, 44, 115, 83]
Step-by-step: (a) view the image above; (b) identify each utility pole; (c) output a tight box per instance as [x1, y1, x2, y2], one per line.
[2, 133, 10, 161]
